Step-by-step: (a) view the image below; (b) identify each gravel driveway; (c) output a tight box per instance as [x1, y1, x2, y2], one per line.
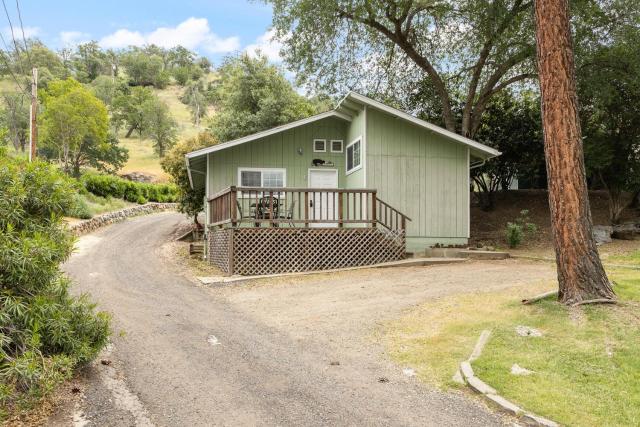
[50, 212, 555, 426]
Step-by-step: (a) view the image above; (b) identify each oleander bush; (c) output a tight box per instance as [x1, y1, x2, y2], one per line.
[0, 151, 110, 418]
[81, 172, 178, 204]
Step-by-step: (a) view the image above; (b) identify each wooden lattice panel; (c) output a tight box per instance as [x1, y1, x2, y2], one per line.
[208, 228, 232, 273]
[229, 228, 406, 276]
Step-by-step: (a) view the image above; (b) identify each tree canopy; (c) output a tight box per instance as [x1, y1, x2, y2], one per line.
[39, 78, 127, 176]
[208, 53, 321, 142]
[161, 132, 218, 224]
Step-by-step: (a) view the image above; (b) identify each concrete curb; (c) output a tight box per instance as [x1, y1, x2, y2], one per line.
[70, 203, 177, 236]
[459, 330, 559, 427]
[198, 257, 467, 285]
[513, 254, 640, 271]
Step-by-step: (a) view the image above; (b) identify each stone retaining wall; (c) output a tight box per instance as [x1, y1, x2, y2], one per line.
[70, 203, 177, 236]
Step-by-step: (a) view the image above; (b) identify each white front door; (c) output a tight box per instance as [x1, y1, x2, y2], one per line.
[308, 169, 339, 227]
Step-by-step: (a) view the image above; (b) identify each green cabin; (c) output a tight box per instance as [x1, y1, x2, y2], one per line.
[186, 92, 499, 275]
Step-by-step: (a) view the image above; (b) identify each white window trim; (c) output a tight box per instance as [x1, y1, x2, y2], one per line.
[237, 167, 287, 189]
[345, 137, 362, 175]
[313, 139, 326, 153]
[330, 139, 344, 153]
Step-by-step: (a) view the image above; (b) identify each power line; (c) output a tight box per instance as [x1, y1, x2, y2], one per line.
[1, 0, 26, 75]
[0, 47, 27, 94]
[14, 0, 31, 68]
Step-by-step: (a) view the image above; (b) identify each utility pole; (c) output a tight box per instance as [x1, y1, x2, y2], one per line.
[28, 67, 38, 162]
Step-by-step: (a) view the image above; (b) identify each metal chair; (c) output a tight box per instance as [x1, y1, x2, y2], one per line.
[279, 199, 296, 227]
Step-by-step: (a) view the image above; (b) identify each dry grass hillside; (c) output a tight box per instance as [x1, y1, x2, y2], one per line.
[119, 83, 215, 182]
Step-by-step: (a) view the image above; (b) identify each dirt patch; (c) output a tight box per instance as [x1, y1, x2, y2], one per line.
[159, 239, 222, 279]
[214, 259, 557, 345]
[470, 189, 639, 249]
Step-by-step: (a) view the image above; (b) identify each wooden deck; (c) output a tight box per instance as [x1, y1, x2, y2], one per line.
[207, 187, 411, 275]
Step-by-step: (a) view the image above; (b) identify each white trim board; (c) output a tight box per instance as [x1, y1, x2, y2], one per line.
[186, 110, 352, 159]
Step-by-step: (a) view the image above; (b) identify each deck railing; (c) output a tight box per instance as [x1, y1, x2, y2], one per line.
[207, 186, 411, 231]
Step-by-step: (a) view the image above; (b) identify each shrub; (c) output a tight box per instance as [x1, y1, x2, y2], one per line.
[0, 153, 110, 418]
[505, 210, 538, 248]
[67, 194, 93, 219]
[81, 173, 178, 204]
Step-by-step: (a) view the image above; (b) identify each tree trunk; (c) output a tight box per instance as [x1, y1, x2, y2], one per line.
[125, 125, 136, 138]
[534, 0, 615, 304]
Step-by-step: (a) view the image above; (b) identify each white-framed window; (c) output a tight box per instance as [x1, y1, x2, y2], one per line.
[313, 139, 326, 152]
[330, 139, 343, 153]
[346, 137, 362, 174]
[238, 167, 286, 189]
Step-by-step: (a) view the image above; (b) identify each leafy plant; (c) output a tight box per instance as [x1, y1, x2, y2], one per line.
[0, 153, 109, 418]
[505, 210, 537, 248]
[81, 173, 178, 204]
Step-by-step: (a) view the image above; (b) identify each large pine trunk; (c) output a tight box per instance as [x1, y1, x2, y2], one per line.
[533, 0, 615, 304]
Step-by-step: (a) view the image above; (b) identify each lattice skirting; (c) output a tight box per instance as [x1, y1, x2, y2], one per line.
[208, 228, 232, 273]
[208, 227, 406, 275]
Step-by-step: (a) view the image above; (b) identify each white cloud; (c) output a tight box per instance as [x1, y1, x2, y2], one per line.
[3, 25, 40, 40]
[59, 30, 91, 46]
[244, 29, 283, 62]
[100, 29, 145, 48]
[99, 17, 239, 53]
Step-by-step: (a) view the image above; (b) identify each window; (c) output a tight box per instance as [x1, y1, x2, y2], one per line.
[346, 138, 362, 174]
[238, 168, 286, 188]
[313, 139, 326, 152]
[330, 139, 343, 153]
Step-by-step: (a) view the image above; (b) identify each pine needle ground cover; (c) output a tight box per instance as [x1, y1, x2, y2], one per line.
[384, 264, 640, 426]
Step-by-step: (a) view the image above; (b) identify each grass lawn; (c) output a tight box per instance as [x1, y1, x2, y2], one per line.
[384, 261, 640, 426]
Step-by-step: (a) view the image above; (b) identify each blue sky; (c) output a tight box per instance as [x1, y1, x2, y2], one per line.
[6, 0, 278, 65]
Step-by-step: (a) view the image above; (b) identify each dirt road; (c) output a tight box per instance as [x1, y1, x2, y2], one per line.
[53, 212, 555, 426]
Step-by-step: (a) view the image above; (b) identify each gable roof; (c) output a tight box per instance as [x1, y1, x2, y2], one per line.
[185, 91, 500, 188]
[335, 92, 500, 158]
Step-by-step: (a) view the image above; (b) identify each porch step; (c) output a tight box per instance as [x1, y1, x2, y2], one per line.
[457, 250, 510, 260]
[189, 242, 204, 255]
[375, 257, 467, 268]
[424, 247, 510, 260]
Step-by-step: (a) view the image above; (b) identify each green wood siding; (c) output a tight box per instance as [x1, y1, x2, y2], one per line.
[365, 108, 469, 241]
[345, 107, 365, 188]
[207, 117, 348, 194]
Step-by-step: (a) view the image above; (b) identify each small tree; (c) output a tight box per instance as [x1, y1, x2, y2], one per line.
[0, 92, 29, 152]
[40, 78, 126, 176]
[142, 97, 177, 157]
[161, 133, 218, 225]
[182, 82, 207, 126]
[112, 86, 155, 137]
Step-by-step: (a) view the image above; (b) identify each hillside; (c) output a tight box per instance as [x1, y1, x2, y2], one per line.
[119, 83, 213, 182]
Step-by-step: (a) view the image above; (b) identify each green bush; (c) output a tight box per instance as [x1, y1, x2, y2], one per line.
[81, 173, 178, 204]
[66, 193, 93, 219]
[505, 210, 538, 248]
[0, 153, 110, 418]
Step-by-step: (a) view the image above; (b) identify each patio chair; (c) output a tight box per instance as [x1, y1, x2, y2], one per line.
[279, 199, 296, 227]
[236, 200, 256, 222]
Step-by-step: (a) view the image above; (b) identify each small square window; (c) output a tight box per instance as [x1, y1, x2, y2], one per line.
[330, 140, 343, 153]
[313, 139, 326, 152]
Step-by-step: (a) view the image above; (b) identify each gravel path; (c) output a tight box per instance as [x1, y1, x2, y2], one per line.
[50, 212, 555, 426]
